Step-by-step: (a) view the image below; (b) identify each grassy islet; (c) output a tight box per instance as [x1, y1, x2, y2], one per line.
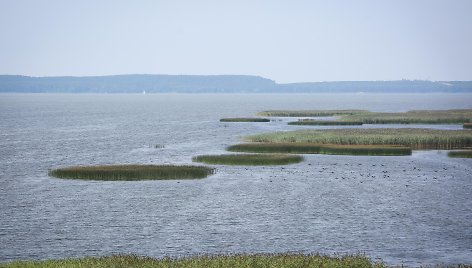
[341, 109, 472, 124]
[448, 150, 472, 158]
[258, 110, 366, 117]
[193, 153, 303, 165]
[258, 109, 472, 124]
[0, 253, 387, 268]
[288, 120, 363, 126]
[220, 118, 270, 122]
[48, 165, 215, 181]
[246, 128, 472, 150]
[228, 143, 411, 156]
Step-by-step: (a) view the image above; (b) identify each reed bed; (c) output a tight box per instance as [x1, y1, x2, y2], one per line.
[341, 109, 472, 124]
[448, 150, 472, 158]
[246, 128, 472, 150]
[258, 109, 472, 124]
[220, 118, 270, 122]
[464, 123, 472, 129]
[48, 165, 215, 181]
[257, 110, 366, 117]
[228, 143, 411, 156]
[0, 253, 387, 268]
[193, 153, 303, 165]
[288, 119, 363, 126]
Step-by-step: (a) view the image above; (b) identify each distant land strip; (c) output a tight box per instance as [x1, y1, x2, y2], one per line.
[1, 74, 472, 93]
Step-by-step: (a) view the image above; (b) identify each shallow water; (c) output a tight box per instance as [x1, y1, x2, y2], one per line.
[1, 93, 471, 266]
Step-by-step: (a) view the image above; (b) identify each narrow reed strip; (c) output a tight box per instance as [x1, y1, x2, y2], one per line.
[220, 118, 270, 122]
[48, 165, 215, 181]
[246, 128, 472, 150]
[0, 253, 388, 268]
[228, 143, 411, 156]
[257, 110, 366, 117]
[288, 120, 363, 126]
[257, 109, 472, 124]
[192, 154, 303, 165]
[341, 109, 472, 124]
[448, 150, 472, 158]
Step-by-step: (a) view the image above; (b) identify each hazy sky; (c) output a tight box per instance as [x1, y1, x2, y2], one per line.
[1, 0, 471, 82]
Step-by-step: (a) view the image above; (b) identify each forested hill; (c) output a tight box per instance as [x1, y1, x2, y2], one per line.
[0, 75, 471, 93]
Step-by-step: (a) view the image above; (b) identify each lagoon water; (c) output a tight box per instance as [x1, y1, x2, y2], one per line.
[1, 93, 472, 266]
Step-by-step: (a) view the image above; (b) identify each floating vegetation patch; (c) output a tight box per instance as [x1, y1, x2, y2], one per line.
[448, 150, 472, 158]
[288, 119, 363, 126]
[340, 109, 472, 124]
[193, 153, 303, 165]
[246, 128, 472, 150]
[464, 123, 472, 129]
[258, 109, 472, 124]
[48, 165, 215, 181]
[228, 143, 411, 156]
[0, 253, 388, 268]
[220, 118, 270, 122]
[257, 110, 366, 117]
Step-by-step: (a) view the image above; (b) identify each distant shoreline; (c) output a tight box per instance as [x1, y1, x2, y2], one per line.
[1, 74, 471, 93]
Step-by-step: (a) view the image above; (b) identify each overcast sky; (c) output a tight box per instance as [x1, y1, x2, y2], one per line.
[0, 0, 471, 82]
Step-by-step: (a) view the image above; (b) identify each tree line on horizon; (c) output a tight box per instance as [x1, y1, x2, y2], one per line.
[0, 74, 471, 93]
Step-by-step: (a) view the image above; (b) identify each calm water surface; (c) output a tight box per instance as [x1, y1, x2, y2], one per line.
[1, 93, 472, 266]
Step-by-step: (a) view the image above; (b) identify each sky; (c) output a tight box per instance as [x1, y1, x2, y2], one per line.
[0, 0, 471, 83]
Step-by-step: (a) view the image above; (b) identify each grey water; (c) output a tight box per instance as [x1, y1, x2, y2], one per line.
[1, 93, 471, 266]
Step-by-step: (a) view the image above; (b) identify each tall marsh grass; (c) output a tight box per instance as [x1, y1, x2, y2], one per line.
[341, 109, 472, 124]
[48, 165, 215, 181]
[448, 150, 472, 158]
[258, 109, 472, 124]
[193, 154, 303, 165]
[288, 120, 363, 126]
[0, 253, 387, 268]
[220, 118, 270, 122]
[257, 110, 366, 117]
[246, 128, 472, 150]
[228, 143, 412, 156]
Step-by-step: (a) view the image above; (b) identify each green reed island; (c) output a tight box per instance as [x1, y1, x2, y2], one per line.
[220, 118, 270, 122]
[288, 119, 363, 126]
[48, 165, 215, 181]
[193, 153, 303, 165]
[228, 143, 411, 156]
[246, 128, 472, 150]
[0, 253, 390, 268]
[464, 123, 472, 129]
[448, 150, 472, 158]
[259, 109, 472, 124]
[258, 110, 366, 117]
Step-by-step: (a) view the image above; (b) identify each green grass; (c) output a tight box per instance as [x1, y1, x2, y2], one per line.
[48, 165, 215, 181]
[0, 253, 387, 268]
[258, 109, 472, 124]
[257, 110, 366, 117]
[464, 123, 472, 129]
[193, 153, 303, 165]
[340, 109, 472, 124]
[288, 120, 363, 126]
[228, 143, 411, 156]
[448, 150, 472, 158]
[246, 128, 472, 150]
[220, 118, 270, 122]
